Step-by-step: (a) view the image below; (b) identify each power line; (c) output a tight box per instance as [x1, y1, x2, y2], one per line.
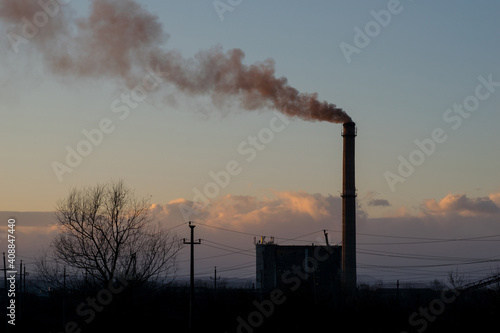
[357, 232, 500, 245]
[185, 224, 500, 283]
[200, 243, 254, 258]
[359, 258, 500, 270]
[196, 223, 330, 246]
[165, 221, 190, 232]
[274, 230, 329, 244]
[195, 222, 260, 237]
[202, 239, 254, 253]
[357, 248, 491, 262]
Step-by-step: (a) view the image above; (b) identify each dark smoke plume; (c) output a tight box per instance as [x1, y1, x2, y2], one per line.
[0, 0, 351, 123]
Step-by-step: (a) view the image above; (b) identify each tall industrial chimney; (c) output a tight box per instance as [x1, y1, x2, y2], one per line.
[341, 121, 356, 293]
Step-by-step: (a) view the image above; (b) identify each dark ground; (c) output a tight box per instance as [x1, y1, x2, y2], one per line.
[2, 282, 500, 333]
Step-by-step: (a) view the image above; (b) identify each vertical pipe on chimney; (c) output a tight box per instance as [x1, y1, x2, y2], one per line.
[341, 122, 356, 294]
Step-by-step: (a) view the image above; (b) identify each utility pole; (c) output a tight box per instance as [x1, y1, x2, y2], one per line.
[62, 266, 67, 327]
[19, 261, 22, 291]
[183, 222, 201, 333]
[23, 265, 26, 294]
[396, 280, 400, 305]
[19, 260, 22, 321]
[210, 266, 221, 295]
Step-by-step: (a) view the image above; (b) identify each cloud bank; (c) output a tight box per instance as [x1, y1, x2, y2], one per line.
[3, 190, 500, 282]
[421, 193, 500, 217]
[150, 191, 353, 242]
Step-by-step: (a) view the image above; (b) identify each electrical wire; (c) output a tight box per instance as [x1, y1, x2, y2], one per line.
[19, 219, 500, 284]
[194, 222, 260, 237]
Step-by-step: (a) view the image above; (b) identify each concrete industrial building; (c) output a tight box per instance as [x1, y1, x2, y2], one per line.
[255, 237, 342, 295]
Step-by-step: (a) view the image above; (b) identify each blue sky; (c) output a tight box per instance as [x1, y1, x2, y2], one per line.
[1, 0, 499, 284]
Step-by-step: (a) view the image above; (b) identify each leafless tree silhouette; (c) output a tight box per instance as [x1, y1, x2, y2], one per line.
[447, 269, 467, 289]
[36, 180, 182, 290]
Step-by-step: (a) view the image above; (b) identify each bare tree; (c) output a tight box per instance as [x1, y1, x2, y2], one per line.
[37, 180, 182, 290]
[447, 269, 467, 289]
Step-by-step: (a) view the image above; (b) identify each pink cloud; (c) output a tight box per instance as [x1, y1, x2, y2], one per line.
[489, 192, 500, 207]
[420, 193, 500, 217]
[149, 191, 360, 240]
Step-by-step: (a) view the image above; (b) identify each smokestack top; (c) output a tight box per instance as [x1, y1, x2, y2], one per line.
[342, 121, 356, 136]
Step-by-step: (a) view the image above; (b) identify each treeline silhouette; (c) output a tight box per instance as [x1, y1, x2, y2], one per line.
[3, 279, 500, 332]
